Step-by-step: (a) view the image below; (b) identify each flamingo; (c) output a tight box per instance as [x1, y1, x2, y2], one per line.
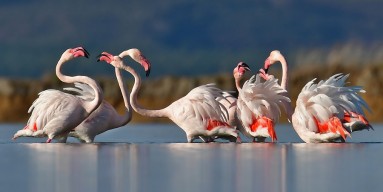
[260, 50, 372, 143]
[97, 48, 239, 143]
[12, 47, 103, 143]
[234, 62, 291, 142]
[66, 67, 133, 143]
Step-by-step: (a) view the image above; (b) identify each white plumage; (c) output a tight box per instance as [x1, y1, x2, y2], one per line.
[13, 47, 103, 142]
[98, 49, 239, 143]
[292, 74, 372, 143]
[166, 84, 238, 142]
[236, 75, 290, 141]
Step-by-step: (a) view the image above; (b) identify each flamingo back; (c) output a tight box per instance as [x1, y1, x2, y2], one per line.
[168, 84, 235, 135]
[216, 91, 237, 126]
[237, 75, 291, 126]
[293, 74, 370, 133]
[63, 82, 95, 101]
[26, 89, 87, 135]
[236, 75, 290, 140]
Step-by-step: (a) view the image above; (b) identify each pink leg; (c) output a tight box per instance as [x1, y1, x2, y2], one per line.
[236, 135, 242, 143]
[46, 138, 52, 143]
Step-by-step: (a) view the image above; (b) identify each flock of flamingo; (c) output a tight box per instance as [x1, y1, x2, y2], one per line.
[12, 46, 372, 143]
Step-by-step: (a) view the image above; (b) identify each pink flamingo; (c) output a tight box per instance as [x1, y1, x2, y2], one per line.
[66, 67, 134, 143]
[234, 62, 291, 142]
[260, 50, 372, 143]
[98, 48, 239, 143]
[13, 47, 103, 143]
[67, 50, 150, 143]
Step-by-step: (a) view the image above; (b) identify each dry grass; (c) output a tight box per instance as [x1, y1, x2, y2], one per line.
[0, 43, 382, 123]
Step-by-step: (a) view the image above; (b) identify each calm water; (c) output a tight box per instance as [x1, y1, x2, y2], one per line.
[0, 123, 382, 192]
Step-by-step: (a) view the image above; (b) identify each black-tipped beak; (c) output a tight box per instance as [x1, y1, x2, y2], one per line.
[96, 53, 103, 62]
[139, 55, 151, 77]
[82, 47, 90, 58]
[264, 67, 269, 73]
[240, 62, 251, 71]
[146, 68, 151, 77]
[96, 52, 114, 63]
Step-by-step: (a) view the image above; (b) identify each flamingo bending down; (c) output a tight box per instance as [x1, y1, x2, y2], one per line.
[234, 62, 291, 142]
[66, 67, 133, 143]
[13, 47, 103, 143]
[260, 50, 372, 143]
[97, 48, 239, 143]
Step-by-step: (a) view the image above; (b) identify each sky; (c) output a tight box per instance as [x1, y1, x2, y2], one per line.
[1, 0, 382, 78]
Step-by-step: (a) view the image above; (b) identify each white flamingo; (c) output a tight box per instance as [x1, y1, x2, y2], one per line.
[13, 47, 103, 143]
[97, 48, 239, 143]
[260, 50, 372, 143]
[234, 62, 291, 142]
[66, 67, 134, 143]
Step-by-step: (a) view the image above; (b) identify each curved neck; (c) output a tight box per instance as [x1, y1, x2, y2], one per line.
[278, 57, 293, 120]
[122, 65, 167, 118]
[279, 57, 288, 91]
[56, 57, 102, 114]
[235, 77, 242, 92]
[113, 68, 132, 126]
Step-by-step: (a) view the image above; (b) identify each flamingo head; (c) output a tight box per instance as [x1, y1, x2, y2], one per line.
[97, 51, 128, 72]
[97, 52, 116, 64]
[65, 47, 90, 60]
[264, 50, 283, 72]
[233, 62, 251, 79]
[121, 48, 151, 77]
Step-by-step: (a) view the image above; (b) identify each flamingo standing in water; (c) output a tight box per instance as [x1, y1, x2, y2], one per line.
[260, 50, 372, 143]
[66, 67, 134, 143]
[13, 47, 103, 143]
[234, 62, 291, 142]
[97, 48, 239, 143]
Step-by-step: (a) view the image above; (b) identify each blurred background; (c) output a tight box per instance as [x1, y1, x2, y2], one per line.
[0, 0, 382, 122]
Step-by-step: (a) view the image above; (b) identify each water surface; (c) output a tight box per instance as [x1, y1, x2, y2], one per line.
[0, 124, 382, 192]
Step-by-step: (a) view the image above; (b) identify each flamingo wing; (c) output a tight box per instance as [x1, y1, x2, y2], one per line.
[294, 74, 370, 135]
[236, 75, 290, 140]
[63, 82, 95, 101]
[25, 89, 86, 134]
[183, 84, 230, 123]
[216, 91, 237, 126]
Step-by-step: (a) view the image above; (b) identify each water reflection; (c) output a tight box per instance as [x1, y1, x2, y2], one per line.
[7, 143, 291, 192]
[1, 142, 383, 191]
[290, 143, 380, 192]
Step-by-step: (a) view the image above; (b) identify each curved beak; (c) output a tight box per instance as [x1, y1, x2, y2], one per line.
[145, 67, 151, 77]
[240, 62, 251, 71]
[82, 47, 90, 58]
[238, 62, 251, 71]
[96, 53, 104, 62]
[140, 55, 151, 77]
[72, 46, 90, 58]
[264, 58, 271, 73]
[96, 52, 113, 63]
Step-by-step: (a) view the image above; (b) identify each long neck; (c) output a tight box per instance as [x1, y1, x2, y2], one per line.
[279, 57, 288, 91]
[278, 57, 293, 120]
[112, 67, 132, 126]
[122, 65, 168, 118]
[56, 57, 103, 114]
[235, 77, 242, 92]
